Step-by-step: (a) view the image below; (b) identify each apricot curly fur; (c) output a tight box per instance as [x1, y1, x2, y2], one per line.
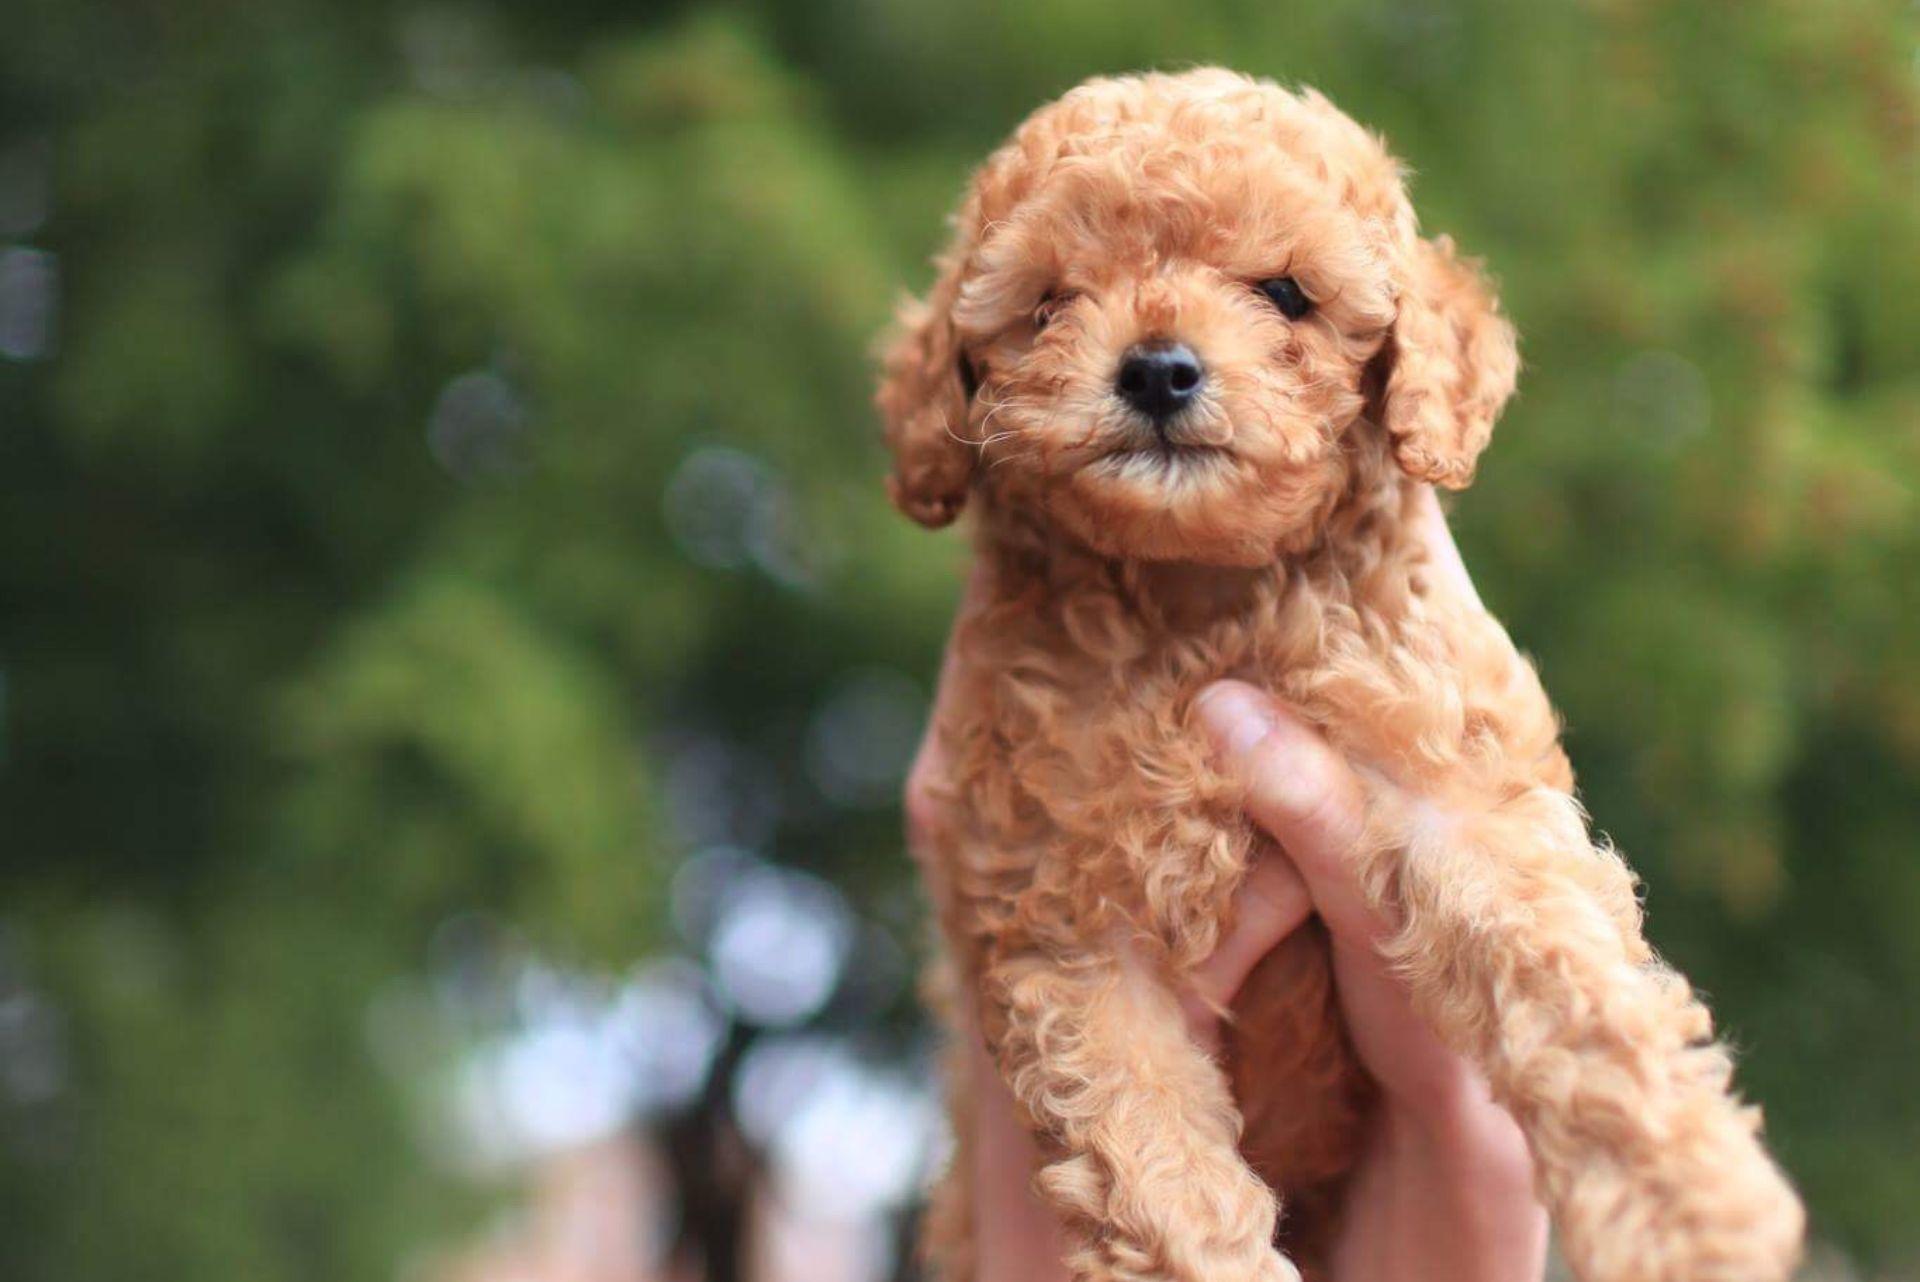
[878, 69, 1803, 1282]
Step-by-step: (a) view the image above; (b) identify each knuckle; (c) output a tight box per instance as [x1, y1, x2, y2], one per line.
[903, 756, 948, 852]
[1238, 859, 1309, 932]
[1246, 735, 1363, 849]
[1294, 782, 1359, 844]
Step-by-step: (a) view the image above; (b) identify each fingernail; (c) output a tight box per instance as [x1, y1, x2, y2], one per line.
[1196, 681, 1279, 764]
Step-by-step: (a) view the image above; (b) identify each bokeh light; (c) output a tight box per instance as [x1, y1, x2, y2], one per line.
[705, 863, 851, 1029]
[0, 926, 63, 1107]
[805, 669, 925, 809]
[734, 1035, 941, 1218]
[0, 246, 56, 362]
[427, 368, 531, 481]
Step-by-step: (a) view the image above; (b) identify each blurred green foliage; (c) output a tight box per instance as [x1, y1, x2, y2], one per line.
[1, 0, 1916, 1276]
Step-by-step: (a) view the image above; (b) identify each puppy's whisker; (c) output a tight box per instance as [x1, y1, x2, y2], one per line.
[977, 429, 1030, 451]
[978, 398, 1024, 436]
[941, 418, 980, 451]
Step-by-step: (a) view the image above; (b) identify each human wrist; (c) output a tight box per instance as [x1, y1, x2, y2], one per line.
[1380, 1073, 1538, 1201]
[1376, 1093, 1548, 1280]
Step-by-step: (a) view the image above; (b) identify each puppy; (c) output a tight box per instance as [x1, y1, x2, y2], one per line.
[879, 69, 1803, 1282]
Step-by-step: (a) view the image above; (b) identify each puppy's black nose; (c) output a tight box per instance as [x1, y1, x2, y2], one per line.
[1115, 342, 1205, 422]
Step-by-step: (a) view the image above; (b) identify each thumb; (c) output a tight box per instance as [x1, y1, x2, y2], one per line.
[1195, 680, 1383, 945]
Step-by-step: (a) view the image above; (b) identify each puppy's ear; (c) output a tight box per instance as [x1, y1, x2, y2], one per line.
[876, 263, 977, 529]
[1368, 235, 1518, 489]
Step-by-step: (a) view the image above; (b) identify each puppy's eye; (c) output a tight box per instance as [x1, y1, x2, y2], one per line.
[1033, 290, 1073, 330]
[1257, 276, 1314, 320]
[957, 352, 980, 400]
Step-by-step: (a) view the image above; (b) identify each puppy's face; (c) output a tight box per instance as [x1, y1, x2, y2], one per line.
[880, 70, 1518, 566]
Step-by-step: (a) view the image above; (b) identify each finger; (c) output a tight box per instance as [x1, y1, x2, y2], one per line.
[903, 732, 950, 864]
[1411, 484, 1482, 611]
[1194, 680, 1387, 947]
[1186, 850, 1314, 1025]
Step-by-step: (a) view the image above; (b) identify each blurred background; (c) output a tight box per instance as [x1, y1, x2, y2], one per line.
[1, 0, 1916, 1278]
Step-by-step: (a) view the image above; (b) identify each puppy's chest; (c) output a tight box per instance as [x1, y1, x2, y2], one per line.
[954, 620, 1277, 844]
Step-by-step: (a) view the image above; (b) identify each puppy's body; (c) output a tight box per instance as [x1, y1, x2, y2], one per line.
[884, 70, 1802, 1282]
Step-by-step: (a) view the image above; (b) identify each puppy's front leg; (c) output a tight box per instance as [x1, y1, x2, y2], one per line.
[987, 945, 1299, 1282]
[1374, 783, 1804, 1282]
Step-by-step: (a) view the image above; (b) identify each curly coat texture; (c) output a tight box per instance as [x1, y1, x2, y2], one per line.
[879, 69, 1803, 1282]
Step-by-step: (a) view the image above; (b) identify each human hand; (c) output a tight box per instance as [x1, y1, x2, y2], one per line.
[907, 489, 1547, 1282]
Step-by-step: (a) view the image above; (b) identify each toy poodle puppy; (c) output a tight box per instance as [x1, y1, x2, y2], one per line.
[877, 69, 1803, 1282]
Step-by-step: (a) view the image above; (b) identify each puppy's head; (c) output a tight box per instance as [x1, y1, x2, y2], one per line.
[877, 69, 1517, 565]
